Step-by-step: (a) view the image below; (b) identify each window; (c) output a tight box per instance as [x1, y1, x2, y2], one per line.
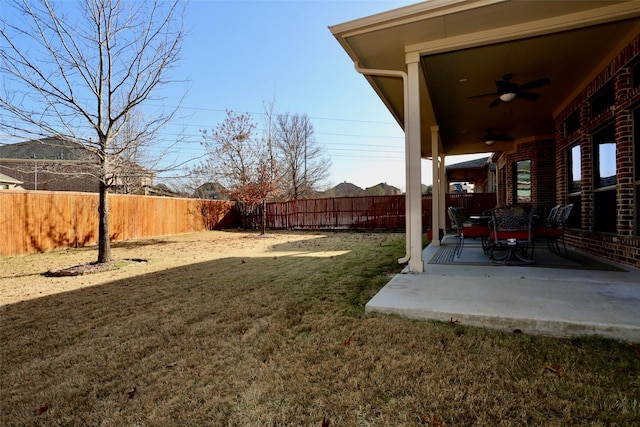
[593, 125, 616, 233]
[569, 145, 581, 193]
[513, 159, 531, 203]
[595, 126, 616, 188]
[567, 144, 581, 229]
[565, 111, 580, 137]
[631, 56, 640, 88]
[591, 81, 615, 117]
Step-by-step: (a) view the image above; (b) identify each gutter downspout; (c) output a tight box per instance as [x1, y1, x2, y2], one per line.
[353, 62, 411, 265]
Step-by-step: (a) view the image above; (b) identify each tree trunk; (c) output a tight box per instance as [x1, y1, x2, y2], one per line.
[97, 182, 113, 263]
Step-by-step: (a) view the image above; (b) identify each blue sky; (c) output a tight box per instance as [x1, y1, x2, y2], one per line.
[159, 0, 427, 190]
[3, 0, 486, 190]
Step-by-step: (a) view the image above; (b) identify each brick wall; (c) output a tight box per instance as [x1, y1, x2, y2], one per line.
[496, 137, 556, 215]
[554, 35, 640, 268]
[493, 36, 640, 268]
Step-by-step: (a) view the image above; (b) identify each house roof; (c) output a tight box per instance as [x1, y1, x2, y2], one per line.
[0, 138, 93, 161]
[0, 172, 23, 185]
[446, 156, 490, 170]
[330, 0, 640, 158]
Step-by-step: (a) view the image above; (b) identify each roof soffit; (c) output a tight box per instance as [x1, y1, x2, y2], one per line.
[331, 1, 640, 158]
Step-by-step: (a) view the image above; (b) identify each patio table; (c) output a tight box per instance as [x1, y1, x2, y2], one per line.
[469, 215, 492, 226]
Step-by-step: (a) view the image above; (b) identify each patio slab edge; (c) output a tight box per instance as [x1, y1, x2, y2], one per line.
[365, 303, 640, 342]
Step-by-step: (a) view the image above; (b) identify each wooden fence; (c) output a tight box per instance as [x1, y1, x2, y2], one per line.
[266, 193, 497, 230]
[1, 191, 496, 257]
[0, 190, 237, 257]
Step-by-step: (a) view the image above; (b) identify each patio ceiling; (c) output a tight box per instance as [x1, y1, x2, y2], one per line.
[330, 0, 640, 158]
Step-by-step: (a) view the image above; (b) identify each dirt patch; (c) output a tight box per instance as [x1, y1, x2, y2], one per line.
[0, 230, 318, 306]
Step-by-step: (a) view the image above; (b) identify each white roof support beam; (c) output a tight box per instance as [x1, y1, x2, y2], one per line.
[439, 153, 446, 233]
[406, 52, 424, 272]
[430, 125, 441, 250]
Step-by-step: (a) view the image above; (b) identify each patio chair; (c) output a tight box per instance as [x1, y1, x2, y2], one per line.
[543, 205, 562, 227]
[447, 206, 490, 257]
[536, 204, 573, 255]
[488, 205, 535, 264]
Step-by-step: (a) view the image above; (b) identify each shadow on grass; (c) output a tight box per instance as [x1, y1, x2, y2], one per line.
[1, 233, 407, 424]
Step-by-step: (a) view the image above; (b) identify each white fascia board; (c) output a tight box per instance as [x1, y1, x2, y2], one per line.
[405, 1, 640, 55]
[329, 0, 504, 38]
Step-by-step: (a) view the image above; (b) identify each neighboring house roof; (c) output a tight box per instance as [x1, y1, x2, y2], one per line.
[0, 172, 23, 185]
[365, 182, 402, 196]
[0, 137, 153, 193]
[330, 1, 640, 157]
[446, 156, 490, 171]
[194, 182, 228, 200]
[445, 156, 496, 185]
[0, 138, 94, 161]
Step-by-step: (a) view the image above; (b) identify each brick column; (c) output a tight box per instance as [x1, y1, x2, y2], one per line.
[580, 103, 593, 232]
[615, 68, 634, 237]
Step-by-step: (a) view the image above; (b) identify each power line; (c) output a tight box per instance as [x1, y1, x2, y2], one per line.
[153, 103, 402, 127]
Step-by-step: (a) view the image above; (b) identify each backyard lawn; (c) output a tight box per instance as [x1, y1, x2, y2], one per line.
[1, 231, 638, 426]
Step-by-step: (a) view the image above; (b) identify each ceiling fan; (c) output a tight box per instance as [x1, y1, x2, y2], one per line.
[482, 130, 514, 146]
[470, 74, 551, 108]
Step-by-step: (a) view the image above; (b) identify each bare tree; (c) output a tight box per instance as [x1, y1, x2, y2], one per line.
[0, 0, 186, 263]
[109, 108, 156, 195]
[198, 110, 280, 233]
[274, 113, 330, 200]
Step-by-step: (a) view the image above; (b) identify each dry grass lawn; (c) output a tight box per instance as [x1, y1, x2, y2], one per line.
[1, 230, 638, 426]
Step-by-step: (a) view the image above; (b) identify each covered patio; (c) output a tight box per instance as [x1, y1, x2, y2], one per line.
[367, 236, 640, 341]
[330, 0, 640, 271]
[330, 1, 640, 340]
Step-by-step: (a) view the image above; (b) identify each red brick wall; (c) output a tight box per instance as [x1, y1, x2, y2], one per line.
[553, 35, 640, 268]
[496, 137, 556, 215]
[494, 35, 640, 268]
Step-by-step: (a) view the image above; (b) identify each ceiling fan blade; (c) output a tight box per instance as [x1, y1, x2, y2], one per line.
[488, 97, 502, 108]
[517, 91, 541, 100]
[468, 92, 499, 99]
[518, 77, 551, 91]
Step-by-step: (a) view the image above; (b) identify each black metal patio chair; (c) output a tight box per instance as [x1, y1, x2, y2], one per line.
[447, 206, 490, 257]
[536, 204, 573, 255]
[488, 205, 535, 264]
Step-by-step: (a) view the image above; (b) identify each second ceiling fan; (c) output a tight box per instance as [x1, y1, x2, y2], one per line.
[470, 73, 551, 108]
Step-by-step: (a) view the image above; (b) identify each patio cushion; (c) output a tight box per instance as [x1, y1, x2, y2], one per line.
[462, 225, 489, 238]
[490, 230, 530, 241]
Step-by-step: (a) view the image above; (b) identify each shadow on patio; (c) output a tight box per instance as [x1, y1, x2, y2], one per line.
[367, 236, 640, 342]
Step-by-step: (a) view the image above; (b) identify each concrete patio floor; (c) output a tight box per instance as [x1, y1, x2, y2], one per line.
[367, 236, 640, 342]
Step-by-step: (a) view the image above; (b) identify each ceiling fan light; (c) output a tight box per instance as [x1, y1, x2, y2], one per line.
[499, 92, 516, 102]
[485, 139, 495, 146]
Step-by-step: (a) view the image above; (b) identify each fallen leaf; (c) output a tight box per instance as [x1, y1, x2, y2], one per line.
[37, 403, 50, 415]
[343, 335, 354, 346]
[127, 386, 137, 399]
[432, 414, 443, 426]
[545, 364, 563, 377]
